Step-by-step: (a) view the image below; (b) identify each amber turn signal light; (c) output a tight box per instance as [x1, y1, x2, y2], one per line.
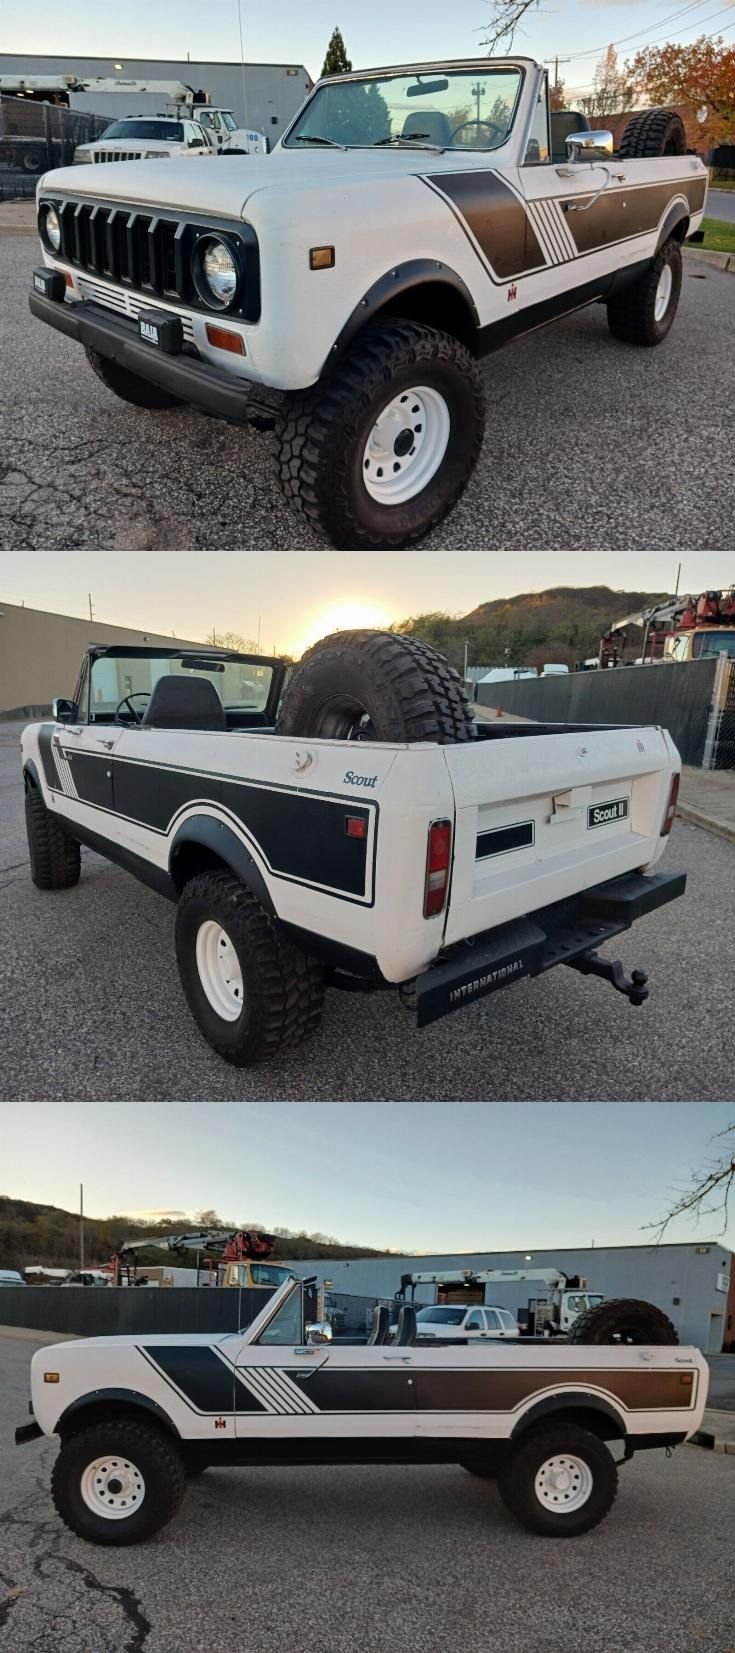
[205, 323, 245, 355]
[43, 1372, 60, 1383]
[310, 246, 335, 270]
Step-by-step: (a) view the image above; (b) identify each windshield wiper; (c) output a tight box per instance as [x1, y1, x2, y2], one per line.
[293, 134, 347, 150]
[375, 134, 443, 151]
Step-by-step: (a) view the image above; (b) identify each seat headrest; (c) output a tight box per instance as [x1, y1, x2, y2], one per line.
[367, 1304, 391, 1345]
[395, 1303, 417, 1346]
[401, 110, 453, 148]
[142, 674, 227, 731]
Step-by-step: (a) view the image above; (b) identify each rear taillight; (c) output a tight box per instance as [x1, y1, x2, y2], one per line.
[661, 772, 680, 836]
[424, 819, 452, 918]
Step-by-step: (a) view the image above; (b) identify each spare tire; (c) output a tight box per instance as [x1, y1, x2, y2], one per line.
[568, 1297, 679, 1346]
[618, 109, 686, 159]
[276, 630, 477, 744]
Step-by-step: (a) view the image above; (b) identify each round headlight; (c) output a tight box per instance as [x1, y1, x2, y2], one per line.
[200, 238, 238, 307]
[44, 205, 61, 252]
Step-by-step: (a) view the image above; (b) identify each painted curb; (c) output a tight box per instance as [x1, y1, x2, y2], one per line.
[684, 246, 734, 275]
[676, 802, 735, 846]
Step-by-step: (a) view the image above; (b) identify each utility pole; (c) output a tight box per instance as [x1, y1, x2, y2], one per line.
[79, 1184, 85, 1271]
[88, 593, 95, 622]
[471, 82, 486, 122]
[675, 562, 681, 596]
[463, 638, 469, 679]
[544, 57, 570, 100]
[237, 0, 249, 129]
[257, 615, 261, 654]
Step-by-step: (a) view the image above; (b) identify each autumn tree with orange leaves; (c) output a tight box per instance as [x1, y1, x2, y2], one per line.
[627, 36, 735, 152]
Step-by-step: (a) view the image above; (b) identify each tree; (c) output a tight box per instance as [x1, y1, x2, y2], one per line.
[627, 36, 735, 152]
[205, 628, 258, 651]
[645, 1122, 735, 1241]
[579, 45, 633, 121]
[549, 79, 567, 113]
[479, 0, 542, 54]
[321, 27, 352, 77]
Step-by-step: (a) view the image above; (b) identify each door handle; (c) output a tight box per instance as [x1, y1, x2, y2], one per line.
[383, 1355, 413, 1364]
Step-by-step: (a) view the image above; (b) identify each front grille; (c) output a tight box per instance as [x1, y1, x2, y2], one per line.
[94, 151, 144, 163]
[43, 194, 261, 322]
[77, 275, 196, 341]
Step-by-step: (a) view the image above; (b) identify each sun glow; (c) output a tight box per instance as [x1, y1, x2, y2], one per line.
[295, 599, 393, 656]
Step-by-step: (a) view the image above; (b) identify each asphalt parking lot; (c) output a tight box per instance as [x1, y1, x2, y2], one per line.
[1, 720, 732, 1103]
[1, 233, 734, 552]
[0, 1333, 733, 1653]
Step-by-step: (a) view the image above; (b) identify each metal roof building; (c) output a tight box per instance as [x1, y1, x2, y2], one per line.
[0, 54, 312, 140]
[282, 1242, 734, 1353]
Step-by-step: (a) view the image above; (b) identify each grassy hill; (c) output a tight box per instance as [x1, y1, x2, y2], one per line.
[0, 1196, 391, 1273]
[393, 585, 671, 671]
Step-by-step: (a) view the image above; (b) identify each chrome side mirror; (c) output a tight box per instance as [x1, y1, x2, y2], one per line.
[566, 130, 614, 161]
[305, 1320, 333, 1345]
[52, 697, 77, 723]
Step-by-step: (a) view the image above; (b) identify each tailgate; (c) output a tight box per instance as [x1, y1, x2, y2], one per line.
[441, 725, 678, 947]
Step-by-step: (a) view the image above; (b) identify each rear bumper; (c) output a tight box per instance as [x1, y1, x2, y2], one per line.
[29, 284, 272, 425]
[415, 869, 686, 1027]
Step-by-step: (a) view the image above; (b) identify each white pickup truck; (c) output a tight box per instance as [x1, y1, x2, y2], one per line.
[16, 1275, 707, 1545]
[29, 56, 706, 547]
[20, 631, 685, 1066]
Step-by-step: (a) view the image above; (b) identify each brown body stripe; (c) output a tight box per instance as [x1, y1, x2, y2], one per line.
[425, 171, 544, 278]
[563, 176, 707, 256]
[411, 1368, 695, 1413]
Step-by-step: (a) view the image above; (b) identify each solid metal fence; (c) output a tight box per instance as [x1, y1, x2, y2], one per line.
[702, 657, 735, 771]
[0, 93, 110, 198]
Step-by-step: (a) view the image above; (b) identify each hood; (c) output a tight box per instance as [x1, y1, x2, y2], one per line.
[42, 144, 495, 220]
[36, 1331, 232, 1352]
[82, 138, 183, 154]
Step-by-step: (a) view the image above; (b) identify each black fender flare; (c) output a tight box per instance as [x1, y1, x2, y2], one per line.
[656, 200, 691, 252]
[327, 258, 481, 365]
[168, 815, 275, 915]
[23, 759, 41, 791]
[510, 1392, 626, 1441]
[57, 1387, 180, 1438]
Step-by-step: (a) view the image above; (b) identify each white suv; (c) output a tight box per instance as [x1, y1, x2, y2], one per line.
[73, 117, 210, 165]
[415, 1303, 520, 1339]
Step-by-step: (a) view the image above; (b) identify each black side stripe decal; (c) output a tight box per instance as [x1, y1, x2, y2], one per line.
[423, 170, 545, 280]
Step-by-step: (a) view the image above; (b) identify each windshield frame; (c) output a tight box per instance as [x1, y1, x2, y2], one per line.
[77, 645, 286, 727]
[282, 58, 529, 155]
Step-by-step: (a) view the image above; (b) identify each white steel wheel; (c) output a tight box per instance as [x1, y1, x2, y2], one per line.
[534, 1453, 593, 1514]
[655, 263, 673, 321]
[80, 1455, 146, 1520]
[195, 920, 244, 1022]
[362, 385, 451, 505]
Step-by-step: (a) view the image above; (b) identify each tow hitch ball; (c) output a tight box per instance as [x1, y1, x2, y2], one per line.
[566, 952, 650, 1006]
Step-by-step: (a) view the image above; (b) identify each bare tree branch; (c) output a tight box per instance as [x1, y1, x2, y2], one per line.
[478, 0, 542, 55]
[643, 1123, 735, 1243]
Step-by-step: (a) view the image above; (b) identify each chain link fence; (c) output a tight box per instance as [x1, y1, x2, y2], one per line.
[0, 94, 110, 199]
[703, 657, 735, 771]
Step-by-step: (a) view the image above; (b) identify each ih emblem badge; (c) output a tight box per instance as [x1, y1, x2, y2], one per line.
[507, 283, 518, 303]
[214, 1416, 227, 1429]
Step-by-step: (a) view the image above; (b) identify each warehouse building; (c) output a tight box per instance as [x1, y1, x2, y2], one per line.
[0, 54, 311, 140]
[0, 601, 207, 716]
[283, 1242, 734, 1353]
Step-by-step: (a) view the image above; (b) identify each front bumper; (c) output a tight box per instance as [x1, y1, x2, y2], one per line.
[415, 869, 686, 1028]
[29, 282, 279, 426]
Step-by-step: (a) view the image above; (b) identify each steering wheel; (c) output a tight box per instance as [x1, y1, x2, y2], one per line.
[450, 119, 505, 146]
[115, 692, 150, 726]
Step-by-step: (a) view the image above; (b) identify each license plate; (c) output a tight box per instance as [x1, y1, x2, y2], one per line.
[587, 798, 629, 829]
[137, 310, 183, 354]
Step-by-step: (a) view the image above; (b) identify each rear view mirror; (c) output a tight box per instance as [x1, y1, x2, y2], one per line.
[565, 130, 614, 161]
[407, 78, 449, 98]
[52, 697, 77, 723]
[305, 1320, 333, 1344]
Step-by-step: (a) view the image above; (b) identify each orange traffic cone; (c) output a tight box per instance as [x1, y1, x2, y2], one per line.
[497, 704, 503, 719]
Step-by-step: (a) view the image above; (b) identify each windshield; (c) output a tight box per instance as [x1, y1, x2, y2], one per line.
[88, 654, 273, 720]
[416, 1305, 466, 1325]
[222, 111, 237, 130]
[102, 120, 184, 141]
[691, 631, 735, 659]
[286, 67, 523, 152]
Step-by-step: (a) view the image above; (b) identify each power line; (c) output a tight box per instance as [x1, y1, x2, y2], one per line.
[566, 14, 735, 91]
[559, 0, 720, 62]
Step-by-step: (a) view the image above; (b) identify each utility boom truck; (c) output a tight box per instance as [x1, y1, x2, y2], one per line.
[20, 629, 686, 1067]
[398, 1268, 605, 1337]
[29, 56, 707, 546]
[110, 1229, 292, 1290]
[16, 1274, 706, 1545]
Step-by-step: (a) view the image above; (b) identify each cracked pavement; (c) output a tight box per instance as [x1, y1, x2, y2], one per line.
[1, 234, 734, 551]
[0, 719, 733, 1101]
[1, 1334, 734, 1653]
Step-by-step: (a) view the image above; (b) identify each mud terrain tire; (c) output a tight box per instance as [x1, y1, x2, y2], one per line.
[25, 787, 81, 890]
[618, 108, 686, 158]
[568, 1297, 679, 1345]
[276, 629, 477, 745]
